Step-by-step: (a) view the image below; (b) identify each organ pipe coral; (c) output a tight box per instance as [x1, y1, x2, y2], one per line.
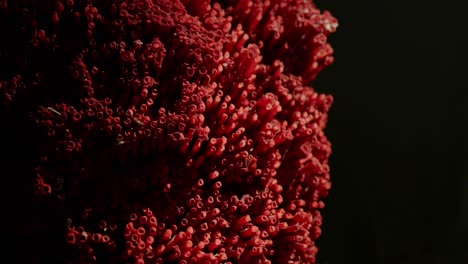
[0, 0, 337, 263]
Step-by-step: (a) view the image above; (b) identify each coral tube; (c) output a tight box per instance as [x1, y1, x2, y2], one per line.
[0, 0, 337, 263]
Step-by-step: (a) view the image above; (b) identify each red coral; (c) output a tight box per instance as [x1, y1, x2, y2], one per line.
[0, 0, 336, 263]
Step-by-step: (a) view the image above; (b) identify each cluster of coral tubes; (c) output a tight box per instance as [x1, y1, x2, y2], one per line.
[0, 0, 337, 263]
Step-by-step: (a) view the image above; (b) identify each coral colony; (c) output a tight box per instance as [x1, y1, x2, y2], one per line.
[0, 0, 337, 263]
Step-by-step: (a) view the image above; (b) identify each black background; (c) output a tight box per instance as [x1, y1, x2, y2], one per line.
[313, 0, 467, 263]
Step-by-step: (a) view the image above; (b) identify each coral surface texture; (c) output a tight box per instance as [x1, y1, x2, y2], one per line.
[0, 0, 337, 263]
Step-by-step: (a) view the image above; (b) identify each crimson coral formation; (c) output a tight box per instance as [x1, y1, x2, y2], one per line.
[0, 0, 337, 263]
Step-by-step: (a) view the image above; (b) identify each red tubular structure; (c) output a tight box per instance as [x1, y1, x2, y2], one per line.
[0, 0, 336, 263]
